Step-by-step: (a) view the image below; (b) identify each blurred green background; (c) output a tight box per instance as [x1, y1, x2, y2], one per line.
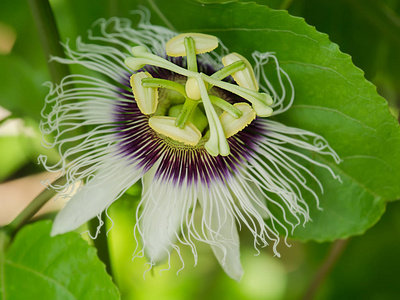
[1, 0, 400, 299]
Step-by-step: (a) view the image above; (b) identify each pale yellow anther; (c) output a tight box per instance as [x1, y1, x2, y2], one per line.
[222, 53, 259, 91]
[149, 116, 202, 146]
[166, 33, 219, 57]
[130, 72, 158, 115]
[219, 103, 256, 138]
[185, 77, 201, 100]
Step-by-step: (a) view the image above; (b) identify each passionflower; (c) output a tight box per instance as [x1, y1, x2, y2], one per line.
[39, 12, 340, 281]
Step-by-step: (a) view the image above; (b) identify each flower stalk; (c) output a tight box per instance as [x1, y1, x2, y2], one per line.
[28, 0, 70, 83]
[2, 176, 67, 237]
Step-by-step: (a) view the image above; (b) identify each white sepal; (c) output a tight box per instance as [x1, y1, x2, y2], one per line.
[51, 160, 142, 236]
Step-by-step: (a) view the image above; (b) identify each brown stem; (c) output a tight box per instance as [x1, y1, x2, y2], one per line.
[302, 239, 350, 300]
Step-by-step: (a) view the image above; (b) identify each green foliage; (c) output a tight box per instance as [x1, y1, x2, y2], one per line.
[0, 55, 47, 121]
[0, 221, 119, 300]
[143, 0, 400, 240]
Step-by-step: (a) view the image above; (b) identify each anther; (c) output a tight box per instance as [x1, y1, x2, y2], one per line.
[166, 33, 219, 57]
[130, 72, 158, 115]
[149, 116, 202, 146]
[219, 103, 256, 138]
[222, 53, 259, 91]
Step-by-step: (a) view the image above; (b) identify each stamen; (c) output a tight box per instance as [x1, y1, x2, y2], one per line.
[125, 52, 195, 77]
[209, 95, 242, 118]
[130, 72, 158, 115]
[169, 104, 207, 132]
[219, 103, 256, 138]
[211, 60, 246, 81]
[196, 74, 230, 156]
[166, 33, 219, 57]
[124, 32, 275, 152]
[174, 98, 199, 129]
[149, 116, 201, 146]
[141, 78, 186, 98]
[222, 53, 259, 91]
[201, 73, 273, 117]
[184, 37, 198, 72]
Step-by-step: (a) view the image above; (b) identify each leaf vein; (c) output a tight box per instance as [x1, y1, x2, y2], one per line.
[291, 105, 377, 132]
[5, 260, 77, 300]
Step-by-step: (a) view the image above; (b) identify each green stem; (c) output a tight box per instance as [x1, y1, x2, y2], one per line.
[184, 37, 198, 72]
[347, 0, 400, 47]
[211, 60, 246, 81]
[88, 214, 113, 276]
[108, 0, 118, 17]
[0, 230, 10, 298]
[142, 78, 186, 97]
[3, 176, 67, 237]
[28, 0, 70, 83]
[279, 0, 295, 10]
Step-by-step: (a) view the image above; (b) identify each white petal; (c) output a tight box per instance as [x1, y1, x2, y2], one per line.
[51, 160, 142, 236]
[140, 165, 186, 263]
[198, 184, 243, 281]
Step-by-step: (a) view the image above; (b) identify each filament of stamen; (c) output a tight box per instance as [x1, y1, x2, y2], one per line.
[222, 53, 259, 91]
[196, 74, 230, 156]
[125, 53, 195, 77]
[141, 78, 186, 97]
[201, 73, 273, 117]
[211, 60, 246, 81]
[169, 104, 208, 132]
[184, 37, 198, 73]
[209, 95, 242, 119]
[175, 98, 199, 129]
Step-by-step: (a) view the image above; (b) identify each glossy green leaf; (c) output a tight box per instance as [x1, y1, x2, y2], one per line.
[0, 54, 47, 121]
[144, 0, 400, 240]
[0, 221, 119, 300]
